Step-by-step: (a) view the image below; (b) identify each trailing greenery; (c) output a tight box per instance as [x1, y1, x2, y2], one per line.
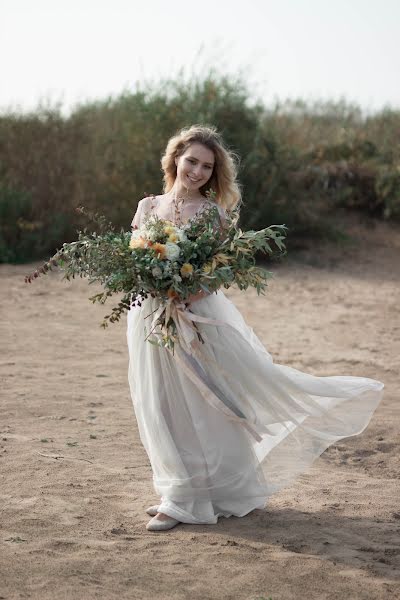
[24, 203, 287, 350]
[0, 71, 399, 263]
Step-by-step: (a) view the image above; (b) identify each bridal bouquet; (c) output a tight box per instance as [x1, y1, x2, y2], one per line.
[24, 195, 287, 352]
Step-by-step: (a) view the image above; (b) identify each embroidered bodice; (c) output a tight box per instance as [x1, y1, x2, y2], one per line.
[131, 194, 227, 230]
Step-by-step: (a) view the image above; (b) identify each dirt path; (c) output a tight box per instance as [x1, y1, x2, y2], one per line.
[1, 218, 399, 599]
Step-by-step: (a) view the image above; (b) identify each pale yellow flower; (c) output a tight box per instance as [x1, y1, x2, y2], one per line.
[168, 233, 179, 243]
[202, 262, 213, 273]
[180, 263, 194, 278]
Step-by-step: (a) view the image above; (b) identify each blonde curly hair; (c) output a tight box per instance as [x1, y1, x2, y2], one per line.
[160, 124, 242, 211]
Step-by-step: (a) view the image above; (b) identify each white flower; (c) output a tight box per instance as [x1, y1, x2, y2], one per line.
[152, 266, 162, 278]
[130, 229, 143, 240]
[165, 242, 181, 261]
[140, 225, 159, 242]
[173, 274, 182, 282]
[175, 229, 188, 242]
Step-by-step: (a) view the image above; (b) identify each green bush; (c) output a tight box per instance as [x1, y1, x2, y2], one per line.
[0, 185, 74, 263]
[376, 166, 400, 219]
[0, 72, 398, 263]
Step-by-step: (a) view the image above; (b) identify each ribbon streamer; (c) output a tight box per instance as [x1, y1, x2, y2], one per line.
[146, 297, 263, 442]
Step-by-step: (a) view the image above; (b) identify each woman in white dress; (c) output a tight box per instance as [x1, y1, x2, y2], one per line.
[126, 124, 384, 532]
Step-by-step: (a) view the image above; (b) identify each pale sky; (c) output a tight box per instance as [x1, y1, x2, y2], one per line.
[1, 0, 399, 116]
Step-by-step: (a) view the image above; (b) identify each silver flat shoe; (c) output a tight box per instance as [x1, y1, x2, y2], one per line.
[146, 504, 160, 516]
[146, 515, 180, 531]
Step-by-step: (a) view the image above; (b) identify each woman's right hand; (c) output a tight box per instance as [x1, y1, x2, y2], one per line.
[184, 289, 212, 306]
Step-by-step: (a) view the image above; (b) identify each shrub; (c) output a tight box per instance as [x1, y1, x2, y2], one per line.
[0, 72, 398, 263]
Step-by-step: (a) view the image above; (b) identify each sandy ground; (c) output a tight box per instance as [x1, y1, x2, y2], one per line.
[1, 217, 399, 600]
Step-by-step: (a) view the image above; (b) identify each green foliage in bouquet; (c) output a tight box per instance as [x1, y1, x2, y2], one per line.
[24, 198, 287, 337]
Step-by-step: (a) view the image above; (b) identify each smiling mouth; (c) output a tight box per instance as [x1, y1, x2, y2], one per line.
[187, 175, 201, 183]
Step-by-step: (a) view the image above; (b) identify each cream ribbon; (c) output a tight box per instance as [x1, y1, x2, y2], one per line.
[145, 297, 263, 443]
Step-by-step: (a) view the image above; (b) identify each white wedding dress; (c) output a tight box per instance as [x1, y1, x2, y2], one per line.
[126, 196, 384, 524]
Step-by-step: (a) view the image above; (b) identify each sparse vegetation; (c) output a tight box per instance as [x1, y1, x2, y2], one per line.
[1, 71, 398, 263]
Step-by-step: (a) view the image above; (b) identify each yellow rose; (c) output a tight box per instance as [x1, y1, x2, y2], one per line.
[180, 263, 194, 278]
[164, 225, 176, 235]
[168, 233, 179, 243]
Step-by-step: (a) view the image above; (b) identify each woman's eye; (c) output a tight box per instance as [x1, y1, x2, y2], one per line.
[186, 158, 212, 169]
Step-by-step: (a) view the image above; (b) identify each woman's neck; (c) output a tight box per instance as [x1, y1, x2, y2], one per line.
[168, 182, 205, 202]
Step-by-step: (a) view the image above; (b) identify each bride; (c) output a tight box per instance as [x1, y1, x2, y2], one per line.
[126, 124, 384, 532]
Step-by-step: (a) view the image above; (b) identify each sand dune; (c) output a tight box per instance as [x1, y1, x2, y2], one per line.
[1, 218, 399, 599]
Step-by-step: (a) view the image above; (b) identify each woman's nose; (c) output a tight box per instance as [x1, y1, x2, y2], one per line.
[193, 165, 203, 176]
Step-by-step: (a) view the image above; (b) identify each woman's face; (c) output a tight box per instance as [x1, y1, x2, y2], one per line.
[175, 142, 215, 192]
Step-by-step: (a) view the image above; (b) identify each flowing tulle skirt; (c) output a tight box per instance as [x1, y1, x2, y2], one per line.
[126, 290, 384, 524]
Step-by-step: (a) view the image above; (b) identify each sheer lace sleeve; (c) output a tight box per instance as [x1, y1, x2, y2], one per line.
[131, 200, 143, 230]
[216, 204, 228, 231]
[131, 196, 155, 229]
